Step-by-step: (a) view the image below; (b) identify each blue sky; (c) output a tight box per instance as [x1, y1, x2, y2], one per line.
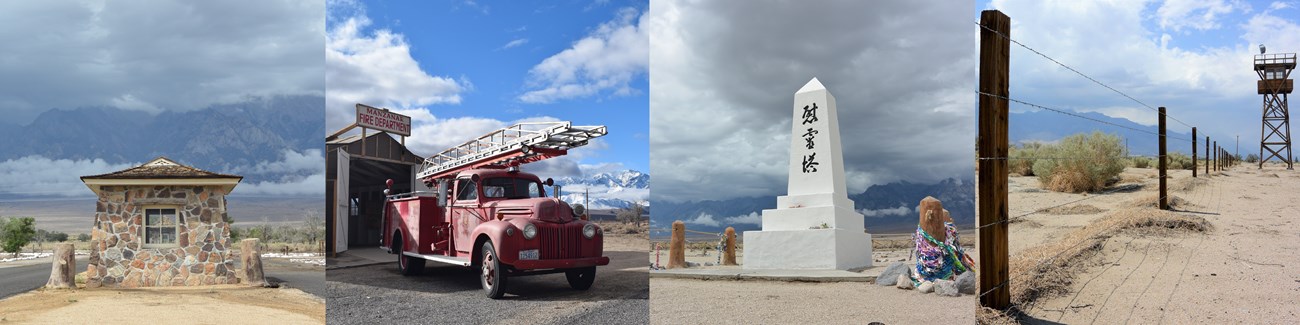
[326, 0, 648, 177]
[977, 0, 1300, 157]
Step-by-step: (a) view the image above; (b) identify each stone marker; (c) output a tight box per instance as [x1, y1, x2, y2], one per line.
[45, 243, 76, 289]
[241, 238, 265, 286]
[668, 221, 687, 269]
[722, 227, 737, 266]
[743, 78, 872, 270]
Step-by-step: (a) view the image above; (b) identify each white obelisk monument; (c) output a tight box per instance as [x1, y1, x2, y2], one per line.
[743, 78, 872, 270]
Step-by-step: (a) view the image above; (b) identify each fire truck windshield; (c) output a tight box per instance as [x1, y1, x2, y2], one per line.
[482, 177, 544, 199]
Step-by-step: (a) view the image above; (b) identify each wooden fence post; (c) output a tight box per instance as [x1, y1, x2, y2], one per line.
[1214, 142, 1218, 171]
[1206, 136, 1211, 175]
[1159, 107, 1169, 210]
[668, 221, 687, 269]
[977, 9, 1011, 310]
[1192, 127, 1198, 178]
[723, 227, 737, 266]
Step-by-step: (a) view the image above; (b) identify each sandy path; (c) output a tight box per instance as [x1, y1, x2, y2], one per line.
[0, 285, 325, 324]
[1005, 165, 1300, 323]
[651, 278, 975, 324]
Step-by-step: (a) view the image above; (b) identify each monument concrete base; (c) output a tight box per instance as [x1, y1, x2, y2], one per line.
[742, 228, 872, 270]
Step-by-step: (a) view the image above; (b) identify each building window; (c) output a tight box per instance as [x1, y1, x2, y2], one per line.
[143, 207, 178, 248]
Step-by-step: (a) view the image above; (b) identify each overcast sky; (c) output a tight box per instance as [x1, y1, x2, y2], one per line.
[984, 0, 1300, 156]
[0, 1, 324, 125]
[0, 1, 325, 197]
[649, 0, 977, 202]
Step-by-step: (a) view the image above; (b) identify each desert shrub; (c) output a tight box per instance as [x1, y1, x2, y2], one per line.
[1032, 131, 1126, 193]
[1246, 154, 1260, 163]
[1009, 142, 1047, 176]
[1131, 156, 1151, 169]
[1165, 152, 1193, 170]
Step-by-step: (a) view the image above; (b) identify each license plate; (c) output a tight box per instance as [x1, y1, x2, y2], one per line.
[519, 249, 539, 260]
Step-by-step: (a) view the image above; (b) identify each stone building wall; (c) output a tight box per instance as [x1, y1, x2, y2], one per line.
[86, 185, 240, 287]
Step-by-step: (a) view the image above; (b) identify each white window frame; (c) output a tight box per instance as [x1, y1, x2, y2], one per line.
[141, 205, 181, 248]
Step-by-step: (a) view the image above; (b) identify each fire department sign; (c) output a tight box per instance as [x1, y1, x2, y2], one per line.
[356, 103, 412, 137]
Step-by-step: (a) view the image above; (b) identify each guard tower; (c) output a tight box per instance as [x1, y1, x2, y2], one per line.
[1256, 49, 1296, 169]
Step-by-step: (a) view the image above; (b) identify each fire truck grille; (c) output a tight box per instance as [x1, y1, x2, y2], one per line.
[538, 225, 583, 260]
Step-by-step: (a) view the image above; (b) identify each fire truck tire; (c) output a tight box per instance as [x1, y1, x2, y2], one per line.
[396, 240, 424, 276]
[565, 266, 597, 290]
[481, 242, 507, 299]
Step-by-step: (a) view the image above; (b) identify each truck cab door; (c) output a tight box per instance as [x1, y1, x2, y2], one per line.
[450, 176, 482, 255]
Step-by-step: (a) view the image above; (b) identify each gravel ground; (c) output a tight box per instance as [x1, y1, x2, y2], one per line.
[326, 235, 649, 324]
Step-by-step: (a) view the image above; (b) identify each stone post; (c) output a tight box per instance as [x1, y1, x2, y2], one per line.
[668, 221, 687, 269]
[45, 243, 76, 289]
[722, 227, 737, 266]
[241, 238, 265, 286]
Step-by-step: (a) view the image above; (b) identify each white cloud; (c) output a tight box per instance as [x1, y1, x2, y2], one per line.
[0, 156, 136, 197]
[1156, 0, 1247, 32]
[518, 7, 648, 103]
[684, 213, 719, 227]
[326, 1, 466, 132]
[859, 205, 913, 218]
[233, 149, 324, 175]
[500, 38, 529, 50]
[724, 212, 761, 225]
[237, 172, 324, 196]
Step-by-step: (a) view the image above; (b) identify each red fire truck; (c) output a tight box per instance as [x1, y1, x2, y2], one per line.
[380, 122, 610, 298]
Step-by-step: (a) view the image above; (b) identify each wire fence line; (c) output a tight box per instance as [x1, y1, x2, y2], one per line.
[973, 21, 1198, 132]
[976, 91, 1192, 142]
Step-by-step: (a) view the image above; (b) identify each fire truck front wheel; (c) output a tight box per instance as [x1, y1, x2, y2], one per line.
[565, 266, 597, 290]
[480, 241, 508, 299]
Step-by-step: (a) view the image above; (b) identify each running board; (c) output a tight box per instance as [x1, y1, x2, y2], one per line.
[402, 252, 471, 266]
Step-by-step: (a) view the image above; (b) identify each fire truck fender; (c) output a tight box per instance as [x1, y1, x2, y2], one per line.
[470, 220, 514, 267]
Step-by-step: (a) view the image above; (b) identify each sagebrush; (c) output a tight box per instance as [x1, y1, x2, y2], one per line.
[1032, 131, 1127, 193]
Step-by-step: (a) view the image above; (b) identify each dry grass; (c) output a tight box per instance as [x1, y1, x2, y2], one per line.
[595, 220, 647, 237]
[1170, 177, 1207, 192]
[1122, 194, 1193, 210]
[1043, 204, 1104, 215]
[873, 238, 914, 250]
[999, 208, 1210, 312]
[977, 307, 1020, 325]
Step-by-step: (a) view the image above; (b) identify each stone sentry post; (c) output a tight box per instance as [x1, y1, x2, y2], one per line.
[743, 77, 872, 270]
[45, 243, 76, 289]
[241, 238, 267, 286]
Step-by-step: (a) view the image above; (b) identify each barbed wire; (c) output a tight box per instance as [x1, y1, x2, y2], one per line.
[977, 91, 1192, 142]
[974, 21, 1198, 131]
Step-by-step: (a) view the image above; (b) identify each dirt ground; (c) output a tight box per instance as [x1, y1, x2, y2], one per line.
[1001, 165, 1300, 323]
[0, 285, 325, 324]
[650, 231, 978, 323]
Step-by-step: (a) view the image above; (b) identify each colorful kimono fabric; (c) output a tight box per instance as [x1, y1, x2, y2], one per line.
[912, 222, 975, 284]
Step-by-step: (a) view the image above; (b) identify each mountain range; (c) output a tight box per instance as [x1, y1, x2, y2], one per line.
[0, 95, 323, 170]
[1011, 110, 1194, 156]
[554, 170, 649, 210]
[650, 178, 974, 237]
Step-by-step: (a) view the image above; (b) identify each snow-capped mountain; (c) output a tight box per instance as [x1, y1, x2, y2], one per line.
[554, 170, 649, 210]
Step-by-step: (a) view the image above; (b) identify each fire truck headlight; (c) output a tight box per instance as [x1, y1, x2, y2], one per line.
[523, 223, 537, 240]
[583, 223, 597, 239]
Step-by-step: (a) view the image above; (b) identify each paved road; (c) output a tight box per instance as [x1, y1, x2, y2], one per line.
[0, 257, 324, 300]
[0, 257, 88, 300]
[265, 262, 326, 298]
[326, 250, 649, 325]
